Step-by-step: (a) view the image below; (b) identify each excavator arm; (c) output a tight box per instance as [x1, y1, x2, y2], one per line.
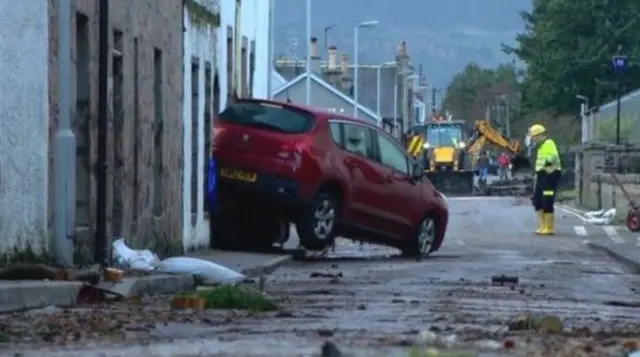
[466, 120, 531, 175]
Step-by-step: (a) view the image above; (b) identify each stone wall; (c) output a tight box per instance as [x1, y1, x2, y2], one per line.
[47, 0, 184, 261]
[582, 174, 640, 218]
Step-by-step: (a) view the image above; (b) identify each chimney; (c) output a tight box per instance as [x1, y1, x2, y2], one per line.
[340, 54, 351, 92]
[325, 46, 340, 86]
[309, 37, 321, 73]
[340, 54, 349, 77]
[328, 46, 337, 71]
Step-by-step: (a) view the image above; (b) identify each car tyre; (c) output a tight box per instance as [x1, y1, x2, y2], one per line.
[296, 191, 338, 251]
[402, 215, 436, 258]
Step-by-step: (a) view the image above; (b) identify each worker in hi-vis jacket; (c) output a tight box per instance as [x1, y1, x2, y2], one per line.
[527, 124, 562, 235]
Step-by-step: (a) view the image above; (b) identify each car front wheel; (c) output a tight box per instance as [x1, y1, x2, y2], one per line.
[403, 215, 436, 258]
[296, 192, 338, 251]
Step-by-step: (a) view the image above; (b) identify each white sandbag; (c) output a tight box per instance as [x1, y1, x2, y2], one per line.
[155, 256, 246, 284]
[583, 208, 616, 225]
[112, 238, 160, 271]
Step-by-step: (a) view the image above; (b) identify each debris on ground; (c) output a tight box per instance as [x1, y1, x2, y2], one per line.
[508, 312, 564, 333]
[491, 275, 519, 286]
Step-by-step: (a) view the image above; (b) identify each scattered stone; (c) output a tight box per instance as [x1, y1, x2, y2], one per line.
[310, 272, 343, 278]
[491, 274, 518, 285]
[391, 298, 405, 304]
[320, 341, 342, 357]
[317, 328, 334, 337]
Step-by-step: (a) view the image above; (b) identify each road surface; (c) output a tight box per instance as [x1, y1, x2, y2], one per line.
[3, 197, 640, 357]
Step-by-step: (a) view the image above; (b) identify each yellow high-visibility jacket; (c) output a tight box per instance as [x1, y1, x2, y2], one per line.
[534, 138, 561, 172]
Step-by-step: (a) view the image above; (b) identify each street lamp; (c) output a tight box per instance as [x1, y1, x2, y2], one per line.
[305, 0, 311, 105]
[376, 61, 396, 116]
[576, 94, 590, 144]
[405, 74, 419, 124]
[353, 20, 378, 118]
[392, 69, 411, 136]
[612, 46, 628, 145]
[323, 25, 335, 51]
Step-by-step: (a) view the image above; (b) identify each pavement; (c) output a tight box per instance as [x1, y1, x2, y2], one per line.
[555, 202, 640, 274]
[0, 249, 291, 313]
[5, 195, 640, 356]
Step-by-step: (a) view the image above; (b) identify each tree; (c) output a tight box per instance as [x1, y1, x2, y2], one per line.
[441, 62, 519, 125]
[504, 0, 640, 115]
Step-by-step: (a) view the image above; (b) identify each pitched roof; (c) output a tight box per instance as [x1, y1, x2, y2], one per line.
[272, 72, 381, 121]
[271, 69, 288, 92]
[274, 63, 400, 119]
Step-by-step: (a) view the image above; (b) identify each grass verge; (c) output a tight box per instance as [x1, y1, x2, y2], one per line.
[195, 284, 278, 311]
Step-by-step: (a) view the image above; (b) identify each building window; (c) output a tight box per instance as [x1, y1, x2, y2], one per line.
[191, 58, 199, 220]
[75, 13, 90, 228]
[132, 37, 140, 224]
[249, 40, 255, 97]
[241, 37, 248, 97]
[204, 62, 212, 210]
[153, 48, 164, 217]
[112, 29, 124, 236]
[226, 27, 233, 102]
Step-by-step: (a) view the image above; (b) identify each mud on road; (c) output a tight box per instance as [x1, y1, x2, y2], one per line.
[3, 197, 640, 356]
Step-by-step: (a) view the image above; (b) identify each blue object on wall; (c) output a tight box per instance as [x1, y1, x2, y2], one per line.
[206, 157, 217, 212]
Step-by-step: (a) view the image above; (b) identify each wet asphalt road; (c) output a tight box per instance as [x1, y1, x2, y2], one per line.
[7, 196, 640, 357]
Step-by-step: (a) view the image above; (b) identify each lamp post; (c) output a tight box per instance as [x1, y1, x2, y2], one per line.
[353, 20, 378, 118]
[305, 0, 311, 105]
[576, 94, 589, 143]
[612, 48, 627, 145]
[405, 74, 418, 124]
[376, 61, 396, 118]
[323, 25, 335, 52]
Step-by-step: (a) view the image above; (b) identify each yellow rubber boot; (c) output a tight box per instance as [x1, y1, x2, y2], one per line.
[535, 210, 545, 234]
[543, 213, 555, 235]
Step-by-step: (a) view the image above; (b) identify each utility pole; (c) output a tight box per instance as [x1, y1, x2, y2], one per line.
[431, 87, 437, 114]
[95, 0, 109, 265]
[53, 0, 75, 267]
[505, 95, 511, 137]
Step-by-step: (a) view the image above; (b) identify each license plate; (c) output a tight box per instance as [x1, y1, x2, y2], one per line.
[220, 168, 257, 183]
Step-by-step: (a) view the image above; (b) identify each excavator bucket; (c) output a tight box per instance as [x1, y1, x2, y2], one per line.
[511, 154, 531, 177]
[425, 170, 475, 196]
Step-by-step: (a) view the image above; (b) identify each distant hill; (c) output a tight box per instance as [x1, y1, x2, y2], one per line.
[274, 0, 530, 88]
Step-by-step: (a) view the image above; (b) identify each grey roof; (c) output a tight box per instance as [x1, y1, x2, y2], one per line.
[275, 62, 401, 119]
[271, 69, 288, 92]
[272, 71, 381, 122]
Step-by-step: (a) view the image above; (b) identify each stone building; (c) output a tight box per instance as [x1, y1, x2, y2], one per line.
[54, 0, 185, 260]
[0, 0, 184, 259]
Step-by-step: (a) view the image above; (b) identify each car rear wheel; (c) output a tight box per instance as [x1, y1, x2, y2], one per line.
[402, 215, 436, 258]
[296, 192, 338, 251]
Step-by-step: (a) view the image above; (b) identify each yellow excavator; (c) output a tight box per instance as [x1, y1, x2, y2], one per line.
[406, 116, 530, 195]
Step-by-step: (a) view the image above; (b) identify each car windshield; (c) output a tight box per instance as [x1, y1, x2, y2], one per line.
[219, 102, 314, 134]
[425, 124, 463, 146]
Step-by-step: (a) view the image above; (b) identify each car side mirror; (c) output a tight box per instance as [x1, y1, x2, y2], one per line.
[412, 164, 424, 180]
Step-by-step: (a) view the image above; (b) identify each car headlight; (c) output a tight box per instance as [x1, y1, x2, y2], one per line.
[458, 142, 466, 148]
[423, 142, 430, 149]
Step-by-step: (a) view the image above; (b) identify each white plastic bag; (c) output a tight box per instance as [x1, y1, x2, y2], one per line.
[155, 256, 246, 284]
[112, 238, 160, 271]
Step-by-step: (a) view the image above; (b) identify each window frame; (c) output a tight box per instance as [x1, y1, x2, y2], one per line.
[328, 119, 376, 161]
[373, 129, 411, 175]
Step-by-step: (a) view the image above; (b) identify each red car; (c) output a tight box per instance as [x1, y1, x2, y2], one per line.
[210, 98, 449, 257]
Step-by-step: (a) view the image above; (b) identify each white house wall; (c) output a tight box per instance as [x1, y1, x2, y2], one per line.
[218, 0, 271, 109]
[241, 0, 270, 99]
[0, 2, 49, 253]
[182, 5, 216, 251]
